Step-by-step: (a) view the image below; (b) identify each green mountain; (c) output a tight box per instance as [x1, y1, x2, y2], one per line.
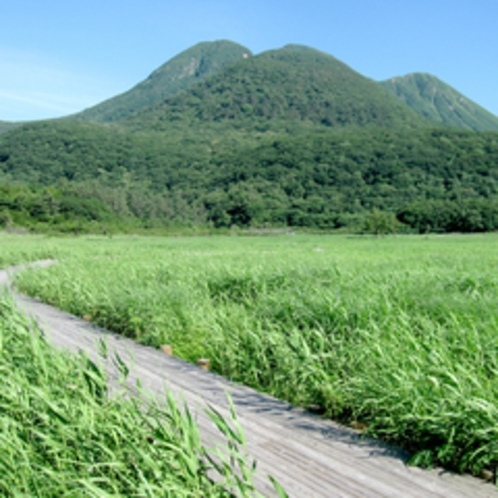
[3, 42, 498, 234]
[379, 73, 498, 131]
[124, 44, 427, 132]
[74, 40, 252, 123]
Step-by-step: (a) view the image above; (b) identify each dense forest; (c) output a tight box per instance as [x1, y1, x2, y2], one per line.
[1, 41, 498, 234]
[1, 121, 497, 233]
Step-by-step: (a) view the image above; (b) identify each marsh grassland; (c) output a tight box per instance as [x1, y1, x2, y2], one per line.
[4, 232, 498, 477]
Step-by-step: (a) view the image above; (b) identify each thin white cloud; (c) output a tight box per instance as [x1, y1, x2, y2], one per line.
[0, 90, 81, 112]
[0, 47, 119, 121]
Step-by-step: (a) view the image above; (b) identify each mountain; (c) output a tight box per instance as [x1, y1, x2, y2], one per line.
[379, 73, 498, 131]
[3, 41, 498, 234]
[124, 44, 428, 132]
[73, 40, 252, 123]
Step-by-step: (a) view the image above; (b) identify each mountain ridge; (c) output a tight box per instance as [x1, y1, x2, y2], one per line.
[123, 44, 427, 132]
[3, 40, 496, 134]
[379, 73, 498, 131]
[72, 40, 252, 123]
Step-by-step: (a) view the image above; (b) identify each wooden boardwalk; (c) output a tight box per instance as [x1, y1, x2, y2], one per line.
[2, 263, 497, 497]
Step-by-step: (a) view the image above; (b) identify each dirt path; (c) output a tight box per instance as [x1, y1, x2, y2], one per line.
[2, 263, 496, 497]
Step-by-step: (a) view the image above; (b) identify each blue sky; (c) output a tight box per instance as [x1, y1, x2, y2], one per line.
[1, 0, 497, 121]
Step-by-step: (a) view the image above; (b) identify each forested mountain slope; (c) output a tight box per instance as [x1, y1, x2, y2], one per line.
[379, 73, 498, 131]
[0, 120, 218, 187]
[2, 118, 498, 233]
[124, 44, 428, 132]
[73, 40, 252, 123]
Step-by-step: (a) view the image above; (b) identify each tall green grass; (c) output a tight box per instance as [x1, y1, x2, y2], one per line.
[12, 233, 498, 477]
[0, 233, 62, 268]
[0, 291, 264, 497]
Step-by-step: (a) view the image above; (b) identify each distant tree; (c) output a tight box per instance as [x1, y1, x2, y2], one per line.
[0, 209, 12, 228]
[362, 209, 400, 235]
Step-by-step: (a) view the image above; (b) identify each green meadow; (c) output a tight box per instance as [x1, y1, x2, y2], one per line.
[3, 232, 498, 478]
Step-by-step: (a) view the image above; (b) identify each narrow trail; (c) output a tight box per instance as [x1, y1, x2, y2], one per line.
[1, 262, 496, 497]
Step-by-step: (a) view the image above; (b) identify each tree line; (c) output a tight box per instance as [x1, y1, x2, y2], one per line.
[1, 121, 498, 234]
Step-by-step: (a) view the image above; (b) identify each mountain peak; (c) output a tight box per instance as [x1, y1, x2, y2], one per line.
[124, 43, 426, 132]
[73, 40, 252, 123]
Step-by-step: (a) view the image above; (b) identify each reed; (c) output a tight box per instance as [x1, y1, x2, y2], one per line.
[9, 232, 498, 476]
[0, 291, 263, 496]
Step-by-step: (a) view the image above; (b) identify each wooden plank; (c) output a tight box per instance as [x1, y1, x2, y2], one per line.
[2, 264, 497, 498]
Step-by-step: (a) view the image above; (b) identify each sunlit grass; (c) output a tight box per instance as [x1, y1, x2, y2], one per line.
[0, 290, 265, 496]
[7, 232, 498, 476]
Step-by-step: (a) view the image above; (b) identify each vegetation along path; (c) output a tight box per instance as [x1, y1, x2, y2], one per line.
[2, 262, 496, 498]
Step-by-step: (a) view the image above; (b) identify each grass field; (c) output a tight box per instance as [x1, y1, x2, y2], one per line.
[4, 232, 498, 478]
